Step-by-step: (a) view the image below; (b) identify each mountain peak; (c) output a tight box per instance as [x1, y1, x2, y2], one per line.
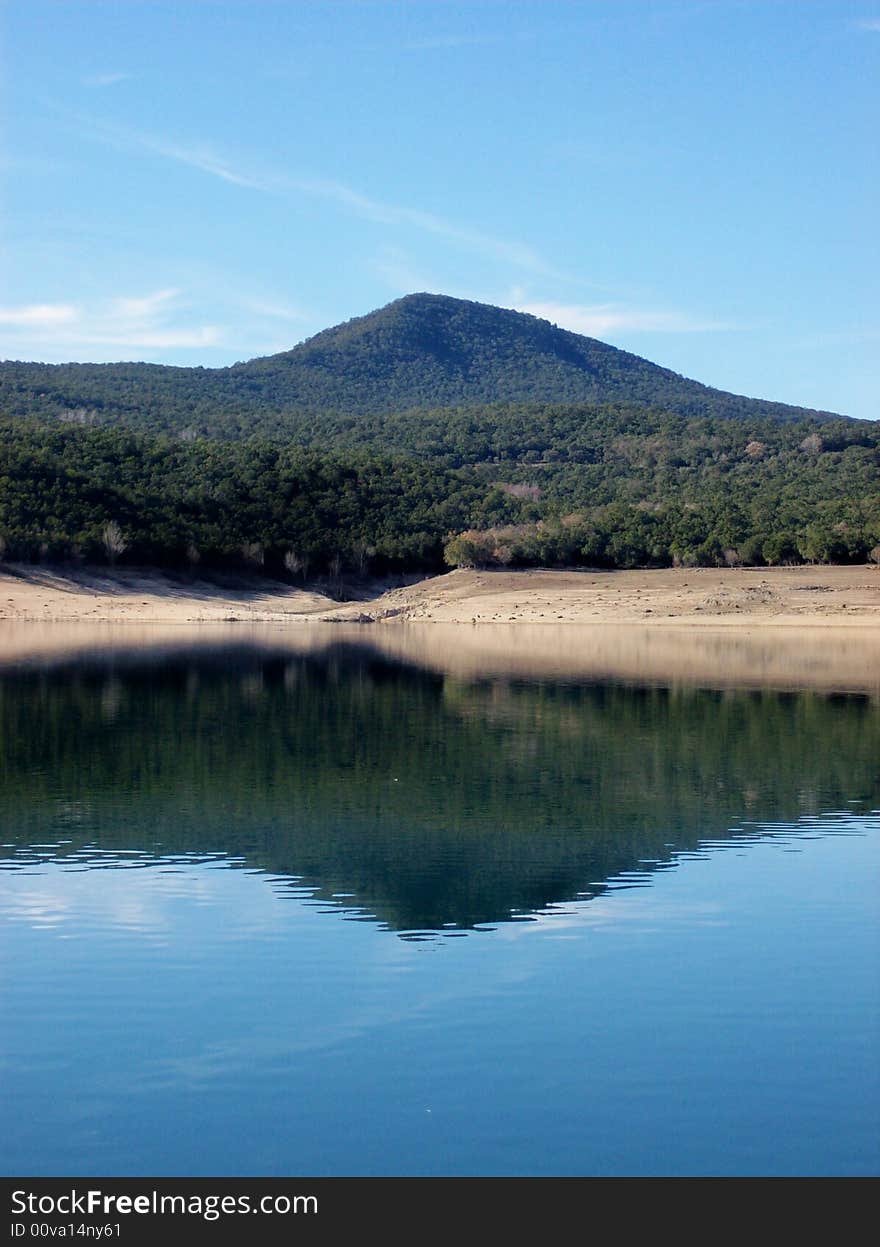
[0, 293, 843, 428]
[241, 291, 833, 423]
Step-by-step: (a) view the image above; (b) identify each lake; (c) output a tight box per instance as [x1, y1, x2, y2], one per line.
[1, 625, 878, 1176]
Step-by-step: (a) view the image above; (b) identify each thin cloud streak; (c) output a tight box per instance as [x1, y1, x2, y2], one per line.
[240, 298, 310, 324]
[294, 174, 552, 273]
[133, 135, 270, 190]
[511, 299, 731, 336]
[65, 327, 221, 350]
[79, 117, 271, 189]
[78, 117, 560, 276]
[398, 34, 499, 51]
[0, 290, 222, 359]
[114, 289, 181, 319]
[0, 303, 79, 327]
[82, 72, 132, 88]
[369, 245, 438, 295]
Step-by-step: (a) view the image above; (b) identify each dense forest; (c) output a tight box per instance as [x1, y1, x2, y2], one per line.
[0, 294, 876, 575]
[0, 294, 843, 436]
[0, 412, 877, 574]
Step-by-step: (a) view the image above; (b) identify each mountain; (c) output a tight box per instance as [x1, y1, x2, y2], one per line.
[0, 293, 843, 436]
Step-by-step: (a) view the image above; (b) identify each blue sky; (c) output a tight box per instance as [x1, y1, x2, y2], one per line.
[1, 0, 877, 417]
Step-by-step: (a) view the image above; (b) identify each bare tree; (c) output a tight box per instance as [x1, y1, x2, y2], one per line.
[284, 549, 306, 579]
[328, 552, 343, 592]
[241, 542, 264, 568]
[102, 521, 127, 566]
[498, 482, 542, 500]
[352, 541, 376, 577]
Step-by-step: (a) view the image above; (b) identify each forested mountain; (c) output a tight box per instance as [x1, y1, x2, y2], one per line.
[0, 293, 843, 436]
[0, 293, 876, 575]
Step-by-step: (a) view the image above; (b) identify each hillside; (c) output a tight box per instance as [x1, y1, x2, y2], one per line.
[0, 414, 877, 573]
[1, 293, 875, 577]
[0, 293, 843, 437]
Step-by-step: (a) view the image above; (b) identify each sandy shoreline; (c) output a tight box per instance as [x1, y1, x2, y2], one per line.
[0, 563, 878, 692]
[1, 562, 879, 627]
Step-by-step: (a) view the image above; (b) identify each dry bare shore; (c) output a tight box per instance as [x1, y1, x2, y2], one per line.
[0, 563, 878, 693]
[0, 562, 878, 627]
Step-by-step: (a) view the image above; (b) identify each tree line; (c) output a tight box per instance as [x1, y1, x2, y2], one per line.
[0, 414, 877, 576]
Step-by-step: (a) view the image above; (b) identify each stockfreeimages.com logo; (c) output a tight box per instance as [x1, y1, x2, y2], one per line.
[11, 1189, 317, 1222]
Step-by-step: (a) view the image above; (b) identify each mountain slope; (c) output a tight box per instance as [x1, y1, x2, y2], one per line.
[0, 293, 843, 435]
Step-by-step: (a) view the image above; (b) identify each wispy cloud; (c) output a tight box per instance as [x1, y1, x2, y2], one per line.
[510, 299, 730, 337]
[113, 288, 181, 320]
[0, 303, 78, 327]
[240, 297, 310, 324]
[78, 117, 558, 275]
[853, 18, 880, 31]
[369, 245, 438, 295]
[145, 138, 270, 189]
[398, 34, 498, 51]
[82, 72, 132, 88]
[74, 116, 270, 189]
[0, 285, 319, 362]
[295, 174, 552, 273]
[0, 289, 221, 360]
[101, 123, 270, 189]
[360, 22, 585, 55]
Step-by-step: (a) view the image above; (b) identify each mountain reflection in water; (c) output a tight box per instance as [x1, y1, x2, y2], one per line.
[2, 638, 877, 935]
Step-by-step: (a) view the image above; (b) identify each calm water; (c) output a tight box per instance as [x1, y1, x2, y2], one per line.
[1, 633, 878, 1176]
